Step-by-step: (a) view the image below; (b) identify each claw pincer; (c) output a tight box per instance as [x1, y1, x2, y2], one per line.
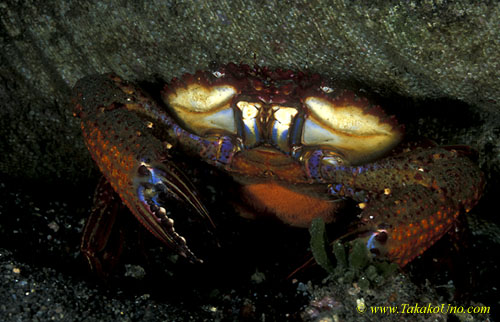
[73, 74, 212, 263]
[306, 146, 484, 265]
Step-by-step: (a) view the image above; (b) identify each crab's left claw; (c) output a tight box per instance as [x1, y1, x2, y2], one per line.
[310, 146, 484, 267]
[132, 158, 213, 263]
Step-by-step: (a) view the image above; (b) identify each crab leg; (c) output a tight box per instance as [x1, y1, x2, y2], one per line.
[81, 177, 125, 277]
[305, 146, 484, 266]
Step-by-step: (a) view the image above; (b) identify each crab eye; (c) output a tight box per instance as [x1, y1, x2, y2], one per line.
[301, 96, 402, 164]
[163, 83, 237, 136]
[320, 86, 334, 93]
[212, 71, 225, 78]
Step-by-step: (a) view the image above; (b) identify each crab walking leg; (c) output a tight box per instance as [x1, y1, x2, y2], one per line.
[74, 74, 212, 263]
[306, 146, 484, 266]
[81, 177, 124, 277]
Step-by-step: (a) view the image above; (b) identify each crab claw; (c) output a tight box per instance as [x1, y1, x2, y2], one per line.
[131, 159, 213, 263]
[74, 73, 215, 264]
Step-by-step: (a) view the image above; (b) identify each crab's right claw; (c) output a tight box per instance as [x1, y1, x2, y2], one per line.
[131, 159, 214, 263]
[74, 73, 214, 264]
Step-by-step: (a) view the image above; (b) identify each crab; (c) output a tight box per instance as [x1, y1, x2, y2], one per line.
[72, 63, 484, 275]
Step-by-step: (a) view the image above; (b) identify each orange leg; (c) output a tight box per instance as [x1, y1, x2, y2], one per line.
[81, 178, 125, 278]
